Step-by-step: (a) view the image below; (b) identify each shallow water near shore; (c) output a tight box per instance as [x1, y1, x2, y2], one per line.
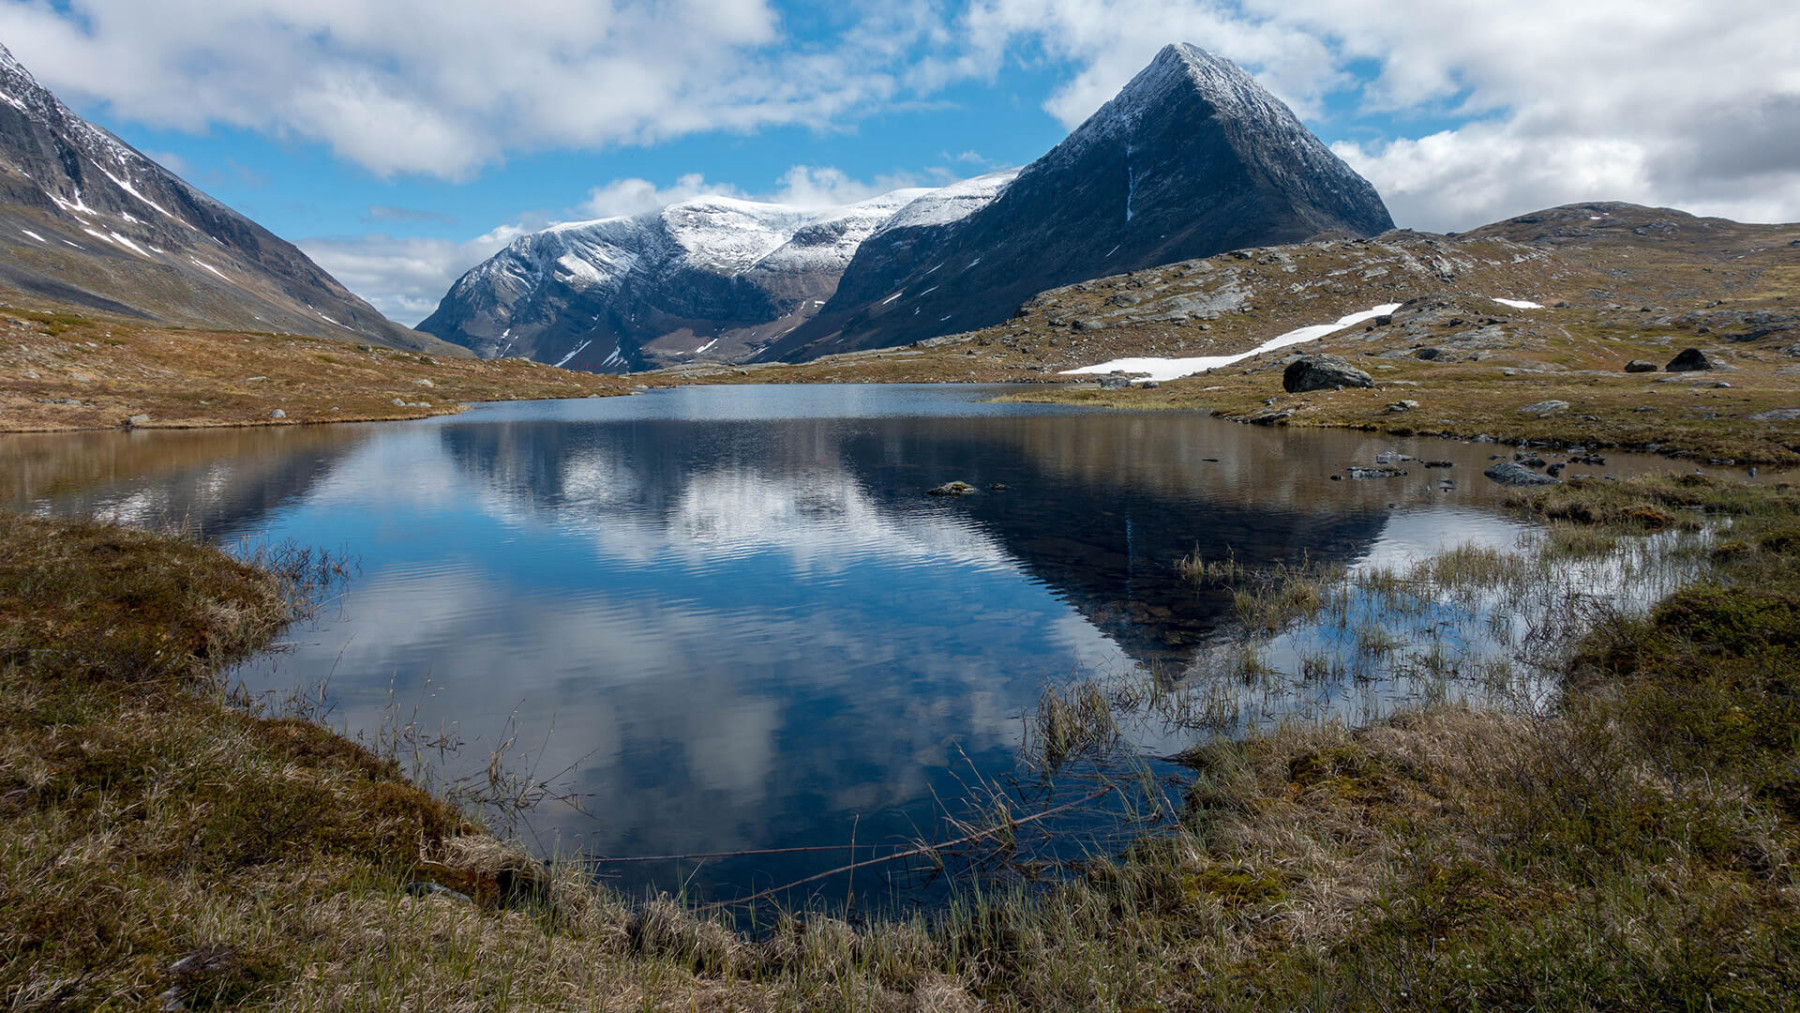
[0, 384, 1709, 909]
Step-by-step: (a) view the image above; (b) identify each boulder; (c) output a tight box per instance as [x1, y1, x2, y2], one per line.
[124, 413, 150, 427]
[1386, 399, 1420, 413]
[1283, 354, 1374, 393]
[1098, 374, 1132, 389]
[1665, 348, 1719, 371]
[1624, 360, 1657, 373]
[267, 409, 286, 420]
[1484, 461, 1560, 486]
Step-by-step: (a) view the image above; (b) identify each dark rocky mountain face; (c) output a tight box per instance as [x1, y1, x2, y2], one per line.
[760, 44, 1393, 362]
[0, 44, 456, 354]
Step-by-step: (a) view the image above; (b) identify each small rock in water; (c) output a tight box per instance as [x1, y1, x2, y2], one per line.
[1484, 461, 1561, 486]
[988, 483, 1010, 492]
[1347, 466, 1407, 480]
[927, 481, 979, 497]
[1423, 460, 1455, 468]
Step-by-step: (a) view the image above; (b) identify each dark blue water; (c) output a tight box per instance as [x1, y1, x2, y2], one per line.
[1, 384, 1664, 909]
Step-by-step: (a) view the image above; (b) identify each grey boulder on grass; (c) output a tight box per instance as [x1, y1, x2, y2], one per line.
[1283, 354, 1374, 393]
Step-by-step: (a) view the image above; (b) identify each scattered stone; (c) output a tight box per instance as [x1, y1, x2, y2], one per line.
[1414, 347, 1442, 360]
[927, 481, 979, 497]
[1665, 348, 1719, 371]
[405, 880, 474, 904]
[1517, 400, 1570, 416]
[1624, 360, 1657, 373]
[22, 369, 37, 379]
[1097, 374, 1132, 389]
[1140, 380, 1160, 389]
[1712, 381, 1732, 388]
[266, 409, 286, 419]
[1546, 462, 1566, 477]
[1283, 354, 1374, 393]
[413, 378, 435, 388]
[1347, 466, 1407, 479]
[1514, 451, 1548, 469]
[1484, 461, 1561, 486]
[1246, 408, 1294, 426]
[1424, 460, 1455, 468]
[1747, 408, 1800, 421]
[242, 376, 267, 382]
[1330, 474, 1343, 481]
[1385, 399, 1419, 413]
[124, 413, 150, 427]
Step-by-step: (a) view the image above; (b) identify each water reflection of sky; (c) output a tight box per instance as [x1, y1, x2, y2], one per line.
[0, 385, 1691, 906]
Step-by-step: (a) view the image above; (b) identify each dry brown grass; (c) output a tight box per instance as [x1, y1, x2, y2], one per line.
[0, 303, 633, 433]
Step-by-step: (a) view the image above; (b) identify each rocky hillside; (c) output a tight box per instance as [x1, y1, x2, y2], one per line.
[757, 43, 1393, 361]
[0, 44, 458, 355]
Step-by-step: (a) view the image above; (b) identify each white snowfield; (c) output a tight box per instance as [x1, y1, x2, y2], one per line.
[1062, 303, 1404, 384]
[1492, 297, 1544, 310]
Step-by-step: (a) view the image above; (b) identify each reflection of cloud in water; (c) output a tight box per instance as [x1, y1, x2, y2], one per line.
[1349, 508, 1529, 572]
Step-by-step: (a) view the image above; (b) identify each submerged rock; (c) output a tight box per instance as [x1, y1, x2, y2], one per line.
[1484, 461, 1560, 486]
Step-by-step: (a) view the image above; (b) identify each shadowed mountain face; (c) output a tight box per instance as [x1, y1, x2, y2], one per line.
[421, 43, 1391, 373]
[0, 45, 458, 355]
[759, 43, 1394, 361]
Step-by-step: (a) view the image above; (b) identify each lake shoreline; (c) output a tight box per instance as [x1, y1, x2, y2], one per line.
[5, 404, 1798, 1007]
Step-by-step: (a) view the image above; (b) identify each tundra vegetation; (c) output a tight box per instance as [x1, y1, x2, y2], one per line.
[4, 467, 1798, 1010]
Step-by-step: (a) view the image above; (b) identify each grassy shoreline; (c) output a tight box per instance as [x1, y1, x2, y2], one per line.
[5, 471, 1799, 1007]
[0, 304, 634, 434]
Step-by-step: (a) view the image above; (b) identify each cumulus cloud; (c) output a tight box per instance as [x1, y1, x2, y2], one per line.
[300, 220, 538, 324]
[0, 0, 903, 179]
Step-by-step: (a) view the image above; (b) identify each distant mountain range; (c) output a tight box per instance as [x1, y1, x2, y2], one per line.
[422, 44, 1394, 372]
[0, 43, 457, 354]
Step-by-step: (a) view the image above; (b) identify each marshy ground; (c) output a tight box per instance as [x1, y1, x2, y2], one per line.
[4, 467, 1798, 1010]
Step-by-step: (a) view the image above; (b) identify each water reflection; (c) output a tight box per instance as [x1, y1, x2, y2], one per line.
[0, 385, 1675, 906]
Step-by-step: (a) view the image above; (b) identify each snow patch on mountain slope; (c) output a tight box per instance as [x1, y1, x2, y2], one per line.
[875, 170, 1019, 233]
[1064, 303, 1403, 383]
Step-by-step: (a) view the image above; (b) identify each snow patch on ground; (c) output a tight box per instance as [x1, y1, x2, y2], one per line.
[880, 291, 903, 306]
[554, 340, 593, 368]
[1063, 303, 1403, 383]
[190, 257, 229, 280]
[1492, 297, 1544, 310]
[19, 229, 45, 243]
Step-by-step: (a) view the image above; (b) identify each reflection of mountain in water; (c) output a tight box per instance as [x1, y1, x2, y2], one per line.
[0, 425, 371, 535]
[432, 412, 1390, 663]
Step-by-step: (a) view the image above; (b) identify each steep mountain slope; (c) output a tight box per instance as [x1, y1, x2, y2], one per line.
[0, 44, 457, 355]
[416, 189, 953, 372]
[757, 43, 1393, 361]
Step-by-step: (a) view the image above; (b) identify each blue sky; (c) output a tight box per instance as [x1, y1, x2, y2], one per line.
[3, 0, 1795, 324]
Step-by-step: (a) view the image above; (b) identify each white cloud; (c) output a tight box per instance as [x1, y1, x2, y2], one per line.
[300, 221, 538, 324]
[0, 0, 902, 179]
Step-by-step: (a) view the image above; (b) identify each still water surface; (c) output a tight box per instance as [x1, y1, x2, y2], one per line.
[0, 384, 1680, 907]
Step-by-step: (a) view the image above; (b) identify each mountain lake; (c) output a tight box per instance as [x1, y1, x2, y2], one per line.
[0, 383, 1708, 912]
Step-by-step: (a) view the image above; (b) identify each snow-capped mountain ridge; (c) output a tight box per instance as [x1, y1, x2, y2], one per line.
[420, 181, 1004, 370]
